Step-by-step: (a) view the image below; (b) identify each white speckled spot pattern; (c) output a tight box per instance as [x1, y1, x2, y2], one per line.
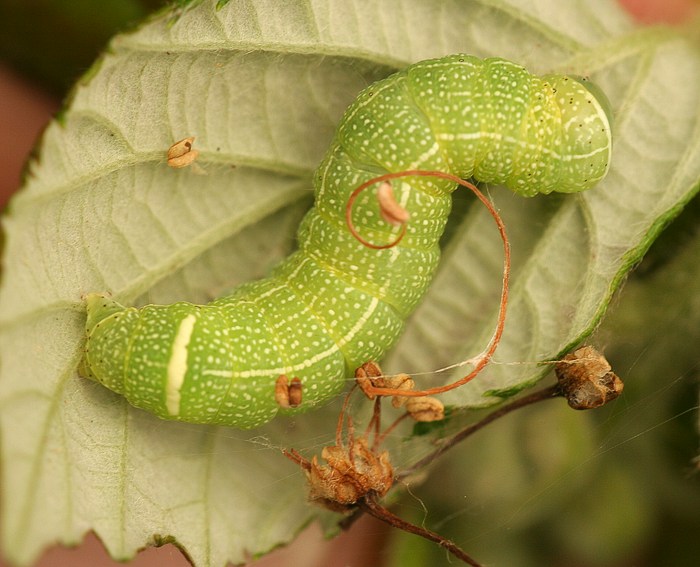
[83, 55, 612, 429]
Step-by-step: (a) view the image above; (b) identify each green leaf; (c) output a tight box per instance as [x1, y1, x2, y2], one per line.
[1, 1, 699, 566]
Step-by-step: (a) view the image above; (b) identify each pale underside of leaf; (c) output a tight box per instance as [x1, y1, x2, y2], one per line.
[1, 1, 699, 567]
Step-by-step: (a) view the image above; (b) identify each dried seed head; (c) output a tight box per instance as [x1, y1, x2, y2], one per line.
[555, 346, 623, 410]
[405, 396, 445, 422]
[306, 437, 394, 509]
[168, 136, 199, 168]
[377, 181, 410, 226]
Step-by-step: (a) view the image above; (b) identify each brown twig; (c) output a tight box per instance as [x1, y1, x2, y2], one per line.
[359, 493, 484, 566]
[337, 383, 562, 535]
[399, 384, 561, 480]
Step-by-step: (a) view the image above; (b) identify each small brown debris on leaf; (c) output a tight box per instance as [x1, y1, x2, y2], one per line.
[167, 136, 199, 168]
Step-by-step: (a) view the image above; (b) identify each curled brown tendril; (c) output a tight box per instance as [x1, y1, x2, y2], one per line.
[345, 170, 511, 399]
[345, 174, 410, 249]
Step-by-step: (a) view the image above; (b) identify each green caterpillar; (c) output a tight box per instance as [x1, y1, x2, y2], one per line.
[82, 54, 613, 428]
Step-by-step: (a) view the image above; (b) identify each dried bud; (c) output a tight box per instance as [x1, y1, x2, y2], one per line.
[387, 374, 415, 408]
[405, 396, 445, 422]
[555, 346, 623, 410]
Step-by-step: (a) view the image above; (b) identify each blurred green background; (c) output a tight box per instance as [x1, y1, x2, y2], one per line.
[0, 0, 168, 95]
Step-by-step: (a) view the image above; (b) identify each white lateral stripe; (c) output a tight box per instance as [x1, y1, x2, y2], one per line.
[434, 131, 609, 162]
[166, 314, 198, 415]
[201, 340, 340, 379]
[201, 297, 381, 380]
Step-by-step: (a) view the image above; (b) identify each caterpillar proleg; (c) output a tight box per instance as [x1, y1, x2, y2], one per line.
[82, 54, 613, 428]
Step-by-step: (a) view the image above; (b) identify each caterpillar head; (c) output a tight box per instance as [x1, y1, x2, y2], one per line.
[546, 74, 613, 193]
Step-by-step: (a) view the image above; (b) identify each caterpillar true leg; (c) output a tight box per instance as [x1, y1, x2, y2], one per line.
[274, 375, 303, 409]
